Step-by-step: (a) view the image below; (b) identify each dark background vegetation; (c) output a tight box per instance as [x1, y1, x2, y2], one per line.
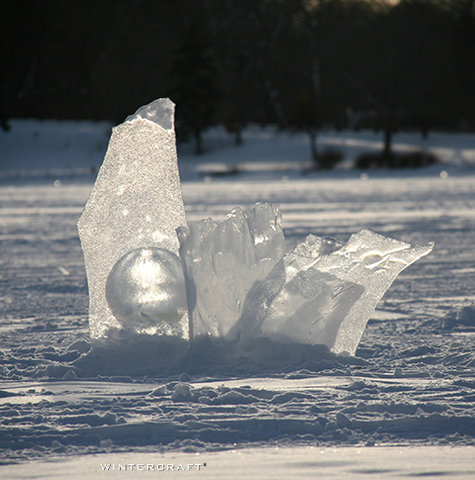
[2, 0, 474, 158]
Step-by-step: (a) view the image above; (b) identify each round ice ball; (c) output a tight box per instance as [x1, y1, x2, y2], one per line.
[106, 247, 187, 330]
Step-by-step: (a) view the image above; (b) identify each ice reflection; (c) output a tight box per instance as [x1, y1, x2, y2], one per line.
[106, 247, 187, 331]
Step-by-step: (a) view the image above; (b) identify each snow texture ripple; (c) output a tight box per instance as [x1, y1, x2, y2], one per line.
[2, 116, 475, 467]
[1, 173, 475, 465]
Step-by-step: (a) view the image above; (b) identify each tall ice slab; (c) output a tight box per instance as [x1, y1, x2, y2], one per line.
[77, 98, 188, 339]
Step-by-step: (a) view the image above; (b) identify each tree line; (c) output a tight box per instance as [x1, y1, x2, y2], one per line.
[2, 0, 474, 158]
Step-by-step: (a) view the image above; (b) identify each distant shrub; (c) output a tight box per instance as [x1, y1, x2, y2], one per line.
[355, 152, 382, 169]
[355, 150, 438, 169]
[316, 149, 344, 170]
[391, 151, 438, 168]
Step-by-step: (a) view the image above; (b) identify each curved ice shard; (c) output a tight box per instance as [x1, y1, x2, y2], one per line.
[77, 98, 188, 339]
[242, 230, 433, 356]
[331, 231, 434, 355]
[177, 203, 285, 341]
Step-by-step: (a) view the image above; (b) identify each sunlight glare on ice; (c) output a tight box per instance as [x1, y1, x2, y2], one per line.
[77, 98, 188, 340]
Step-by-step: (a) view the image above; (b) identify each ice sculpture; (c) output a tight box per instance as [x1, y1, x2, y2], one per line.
[106, 247, 187, 330]
[77, 98, 188, 339]
[240, 230, 433, 355]
[179, 206, 433, 355]
[77, 97, 433, 359]
[177, 203, 285, 341]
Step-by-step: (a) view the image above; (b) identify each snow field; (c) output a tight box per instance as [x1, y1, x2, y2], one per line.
[2, 119, 475, 179]
[1, 120, 475, 477]
[2, 445, 475, 479]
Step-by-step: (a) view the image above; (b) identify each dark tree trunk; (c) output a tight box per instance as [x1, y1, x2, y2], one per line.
[309, 130, 318, 167]
[235, 127, 243, 146]
[382, 107, 395, 160]
[383, 127, 392, 159]
[194, 129, 203, 155]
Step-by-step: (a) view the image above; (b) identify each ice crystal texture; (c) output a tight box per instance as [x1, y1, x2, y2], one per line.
[179, 204, 433, 354]
[77, 97, 433, 355]
[177, 203, 285, 341]
[106, 247, 187, 332]
[242, 230, 433, 355]
[77, 98, 188, 339]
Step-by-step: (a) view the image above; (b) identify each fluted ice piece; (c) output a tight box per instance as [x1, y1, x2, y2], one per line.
[77, 98, 188, 339]
[177, 203, 285, 341]
[242, 230, 433, 355]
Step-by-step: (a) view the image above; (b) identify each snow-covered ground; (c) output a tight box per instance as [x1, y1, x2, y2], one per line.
[1, 120, 475, 478]
[2, 118, 475, 178]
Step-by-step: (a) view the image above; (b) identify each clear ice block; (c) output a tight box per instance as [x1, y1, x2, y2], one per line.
[76, 95, 434, 358]
[106, 247, 187, 331]
[77, 98, 188, 339]
[177, 203, 285, 341]
[241, 229, 433, 355]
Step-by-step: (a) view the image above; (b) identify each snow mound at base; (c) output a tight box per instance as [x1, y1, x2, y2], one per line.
[73, 328, 364, 378]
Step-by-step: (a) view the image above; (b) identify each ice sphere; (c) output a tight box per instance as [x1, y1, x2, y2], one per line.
[241, 229, 433, 355]
[77, 98, 188, 339]
[106, 247, 187, 334]
[177, 203, 285, 341]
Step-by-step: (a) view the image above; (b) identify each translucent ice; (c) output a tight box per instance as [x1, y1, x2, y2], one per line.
[77, 97, 433, 358]
[106, 247, 187, 333]
[241, 229, 434, 355]
[177, 203, 285, 341]
[77, 98, 188, 339]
